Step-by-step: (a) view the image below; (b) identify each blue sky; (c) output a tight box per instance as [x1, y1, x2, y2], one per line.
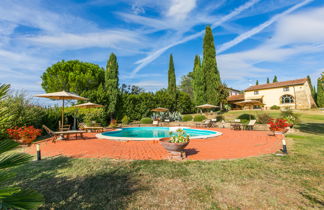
[1, 0, 324, 104]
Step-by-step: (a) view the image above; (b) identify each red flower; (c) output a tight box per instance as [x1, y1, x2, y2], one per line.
[267, 118, 289, 132]
[7, 126, 42, 140]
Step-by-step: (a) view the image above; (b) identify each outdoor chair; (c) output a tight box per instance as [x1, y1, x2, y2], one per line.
[243, 120, 256, 130]
[43, 125, 86, 142]
[58, 121, 71, 131]
[153, 120, 159, 126]
[79, 123, 104, 133]
[230, 119, 242, 130]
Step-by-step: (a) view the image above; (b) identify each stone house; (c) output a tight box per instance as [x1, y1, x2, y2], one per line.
[227, 78, 316, 110]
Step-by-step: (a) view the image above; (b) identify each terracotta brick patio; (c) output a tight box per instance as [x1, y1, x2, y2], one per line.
[26, 128, 282, 160]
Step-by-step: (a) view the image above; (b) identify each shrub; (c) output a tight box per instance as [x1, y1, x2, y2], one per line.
[182, 115, 193, 122]
[121, 115, 130, 125]
[257, 113, 272, 124]
[238, 114, 256, 121]
[193, 115, 206, 122]
[280, 109, 300, 125]
[216, 115, 224, 122]
[140, 117, 153, 124]
[270, 105, 280, 110]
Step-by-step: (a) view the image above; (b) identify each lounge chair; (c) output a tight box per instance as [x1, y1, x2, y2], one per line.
[243, 120, 256, 130]
[196, 120, 212, 128]
[230, 119, 242, 130]
[153, 120, 159, 126]
[43, 125, 85, 142]
[58, 121, 70, 131]
[79, 123, 104, 133]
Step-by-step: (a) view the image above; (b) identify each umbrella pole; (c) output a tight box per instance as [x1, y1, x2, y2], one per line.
[62, 99, 65, 130]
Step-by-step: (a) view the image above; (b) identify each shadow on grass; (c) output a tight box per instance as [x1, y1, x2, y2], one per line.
[297, 123, 324, 135]
[10, 157, 140, 209]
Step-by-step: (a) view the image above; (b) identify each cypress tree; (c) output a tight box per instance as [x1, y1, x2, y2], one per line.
[105, 53, 119, 120]
[192, 55, 205, 105]
[317, 74, 324, 107]
[202, 25, 221, 105]
[307, 75, 316, 99]
[168, 54, 177, 96]
[256, 80, 259, 85]
[267, 78, 270, 84]
[273, 75, 278, 82]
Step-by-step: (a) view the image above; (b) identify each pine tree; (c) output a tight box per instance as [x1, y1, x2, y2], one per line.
[317, 74, 324, 107]
[192, 55, 205, 105]
[202, 25, 221, 105]
[105, 53, 119, 120]
[273, 75, 278, 82]
[267, 78, 270, 84]
[168, 54, 177, 99]
[256, 80, 259, 85]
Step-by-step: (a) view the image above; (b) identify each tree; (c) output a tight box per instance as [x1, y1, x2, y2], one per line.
[267, 78, 270, 84]
[273, 75, 278, 82]
[179, 72, 193, 99]
[256, 80, 259, 85]
[202, 25, 221, 105]
[0, 84, 44, 209]
[317, 73, 324, 107]
[307, 75, 316, 99]
[105, 53, 119, 120]
[218, 83, 230, 110]
[41, 60, 105, 95]
[192, 55, 205, 105]
[168, 54, 177, 100]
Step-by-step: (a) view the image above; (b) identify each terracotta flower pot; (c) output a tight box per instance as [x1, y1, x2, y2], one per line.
[159, 137, 190, 152]
[18, 137, 36, 145]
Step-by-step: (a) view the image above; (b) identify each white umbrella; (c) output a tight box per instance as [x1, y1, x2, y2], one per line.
[196, 104, 219, 109]
[74, 102, 104, 108]
[34, 91, 88, 129]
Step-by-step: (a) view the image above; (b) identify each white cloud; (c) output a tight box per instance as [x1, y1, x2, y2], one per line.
[166, 0, 196, 21]
[24, 30, 144, 49]
[218, 0, 314, 53]
[130, 0, 260, 77]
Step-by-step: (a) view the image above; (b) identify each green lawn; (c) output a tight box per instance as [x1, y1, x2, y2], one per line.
[6, 111, 324, 209]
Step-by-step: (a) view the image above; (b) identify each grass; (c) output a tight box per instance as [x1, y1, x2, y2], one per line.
[5, 110, 324, 209]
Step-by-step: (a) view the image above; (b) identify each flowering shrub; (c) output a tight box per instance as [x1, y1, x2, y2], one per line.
[169, 129, 190, 143]
[7, 126, 42, 140]
[267, 119, 289, 132]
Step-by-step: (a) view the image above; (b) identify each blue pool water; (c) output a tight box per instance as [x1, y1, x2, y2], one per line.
[100, 127, 219, 139]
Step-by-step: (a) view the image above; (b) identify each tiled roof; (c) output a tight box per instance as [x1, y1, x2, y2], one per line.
[227, 94, 244, 101]
[245, 78, 307, 91]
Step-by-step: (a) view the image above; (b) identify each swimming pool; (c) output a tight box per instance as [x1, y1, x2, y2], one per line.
[96, 127, 222, 141]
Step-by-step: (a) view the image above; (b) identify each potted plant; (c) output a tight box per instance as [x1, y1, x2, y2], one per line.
[159, 129, 190, 152]
[267, 118, 290, 135]
[7, 126, 42, 145]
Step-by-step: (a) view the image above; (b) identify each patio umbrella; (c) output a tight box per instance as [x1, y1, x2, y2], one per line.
[151, 107, 169, 112]
[196, 104, 219, 114]
[74, 102, 104, 129]
[234, 99, 264, 107]
[34, 91, 88, 129]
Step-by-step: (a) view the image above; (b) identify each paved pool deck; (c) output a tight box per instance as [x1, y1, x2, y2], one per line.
[26, 128, 283, 160]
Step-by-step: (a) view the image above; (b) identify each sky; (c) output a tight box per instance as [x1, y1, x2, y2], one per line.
[1, 0, 324, 105]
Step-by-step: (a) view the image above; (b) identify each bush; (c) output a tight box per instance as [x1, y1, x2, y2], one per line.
[121, 115, 130, 125]
[280, 109, 300, 125]
[257, 113, 272, 124]
[270, 105, 280, 110]
[193, 115, 206, 122]
[216, 115, 224, 122]
[238, 114, 256, 121]
[140, 117, 153, 124]
[182, 115, 193, 122]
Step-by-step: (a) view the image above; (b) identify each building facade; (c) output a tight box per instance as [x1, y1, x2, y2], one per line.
[228, 78, 316, 110]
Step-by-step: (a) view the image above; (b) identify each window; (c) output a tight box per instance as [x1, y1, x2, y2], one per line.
[281, 95, 294, 104]
[254, 91, 259, 95]
[283, 87, 289, 91]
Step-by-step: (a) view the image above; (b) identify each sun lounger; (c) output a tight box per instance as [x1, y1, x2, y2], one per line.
[79, 123, 104, 132]
[43, 125, 85, 142]
[243, 120, 256, 130]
